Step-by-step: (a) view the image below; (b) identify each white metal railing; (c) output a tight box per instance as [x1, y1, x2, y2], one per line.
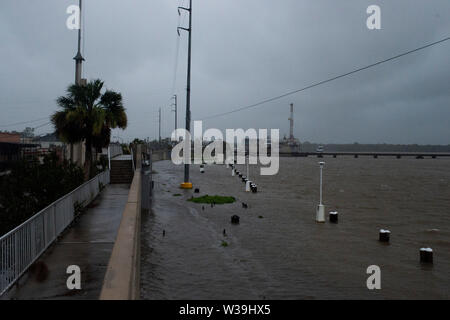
[0, 170, 110, 296]
[109, 143, 123, 159]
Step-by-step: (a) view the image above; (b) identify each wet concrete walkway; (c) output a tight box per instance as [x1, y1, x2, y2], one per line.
[3, 184, 129, 300]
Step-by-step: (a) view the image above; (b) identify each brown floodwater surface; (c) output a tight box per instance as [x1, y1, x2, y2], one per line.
[141, 157, 450, 299]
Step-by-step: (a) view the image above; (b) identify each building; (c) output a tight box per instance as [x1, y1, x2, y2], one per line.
[33, 133, 72, 162]
[0, 142, 40, 172]
[0, 132, 21, 143]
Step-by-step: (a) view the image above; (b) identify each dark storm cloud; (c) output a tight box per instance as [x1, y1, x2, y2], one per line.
[0, 0, 449, 144]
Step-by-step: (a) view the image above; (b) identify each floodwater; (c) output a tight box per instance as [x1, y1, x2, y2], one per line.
[141, 157, 450, 299]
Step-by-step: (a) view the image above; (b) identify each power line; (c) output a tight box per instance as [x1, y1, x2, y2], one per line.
[34, 122, 52, 130]
[199, 36, 450, 121]
[0, 99, 54, 106]
[0, 116, 50, 129]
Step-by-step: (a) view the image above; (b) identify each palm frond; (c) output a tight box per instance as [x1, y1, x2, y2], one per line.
[56, 96, 76, 111]
[100, 90, 127, 129]
[91, 107, 106, 135]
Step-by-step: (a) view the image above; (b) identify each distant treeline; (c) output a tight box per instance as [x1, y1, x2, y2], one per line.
[301, 142, 450, 153]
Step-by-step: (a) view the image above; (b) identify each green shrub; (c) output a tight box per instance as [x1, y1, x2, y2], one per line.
[188, 195, 236, 204]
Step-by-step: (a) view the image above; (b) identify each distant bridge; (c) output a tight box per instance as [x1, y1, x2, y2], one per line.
[280, 152, 450, 159]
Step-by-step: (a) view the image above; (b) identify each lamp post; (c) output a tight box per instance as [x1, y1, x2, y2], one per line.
[70, 0, 85, 165]
[245, 156, 251, 192]
[316, 161, 325, 222]
[74, 0, 84, 86]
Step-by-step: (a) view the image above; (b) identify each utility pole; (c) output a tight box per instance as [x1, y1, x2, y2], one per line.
[158, 107, 162, 143]
[171, 94, 178, 133]
[178, 0, 193, 189]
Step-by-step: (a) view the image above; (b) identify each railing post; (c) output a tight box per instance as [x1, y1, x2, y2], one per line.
[30, 219, 36, 258]
[43, 210, 48, 248]
[53, 204, 57, 241]
[14, 232, 19, 280]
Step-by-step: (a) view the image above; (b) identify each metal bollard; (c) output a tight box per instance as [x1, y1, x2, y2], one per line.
[420, 248, 433, 263]
[329, 211, 338, 223]
[379, 229, 390, 243]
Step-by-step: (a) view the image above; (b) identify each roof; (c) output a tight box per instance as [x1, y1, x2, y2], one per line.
[34, 133, 61, 142]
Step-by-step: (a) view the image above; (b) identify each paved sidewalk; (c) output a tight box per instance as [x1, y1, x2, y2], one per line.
[3, 184, 129, 300]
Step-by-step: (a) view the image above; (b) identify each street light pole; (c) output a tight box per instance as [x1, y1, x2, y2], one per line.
[245, 155, 251, 192]
[316, 161, 325, 222]
[178, 0, 193, 189]
[320, 164, 323, 205]
[71, 0, 84, 164]
[74, 0, 84, 85]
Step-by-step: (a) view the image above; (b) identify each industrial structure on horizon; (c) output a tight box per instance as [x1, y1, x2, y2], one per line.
[280, 103, 301, 153]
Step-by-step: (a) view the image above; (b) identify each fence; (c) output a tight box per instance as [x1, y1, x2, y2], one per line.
[0, 170, 110, 296]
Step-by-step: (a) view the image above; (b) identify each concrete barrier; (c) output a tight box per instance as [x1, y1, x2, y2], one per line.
[100, 169, 141, 300]
[151, 149, 170, 162]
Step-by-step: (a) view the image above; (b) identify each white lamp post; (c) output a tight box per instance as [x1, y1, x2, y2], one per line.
[316, 161, 325, 222]
[245, 156, 251, 192]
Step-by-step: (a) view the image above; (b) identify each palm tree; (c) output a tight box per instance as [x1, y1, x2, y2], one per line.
[52, 79, 127, 179]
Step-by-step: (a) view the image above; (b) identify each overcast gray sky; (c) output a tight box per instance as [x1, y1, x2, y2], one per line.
[0, 0, 449, 144]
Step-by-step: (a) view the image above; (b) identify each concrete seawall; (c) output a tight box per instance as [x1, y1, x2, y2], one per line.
[100, 169, 141, 300]
[99, 148, 168, 300]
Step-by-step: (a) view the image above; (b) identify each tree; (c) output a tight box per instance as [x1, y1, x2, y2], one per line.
[0, 152, 84, 236]
[52, 79, 127, 179]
